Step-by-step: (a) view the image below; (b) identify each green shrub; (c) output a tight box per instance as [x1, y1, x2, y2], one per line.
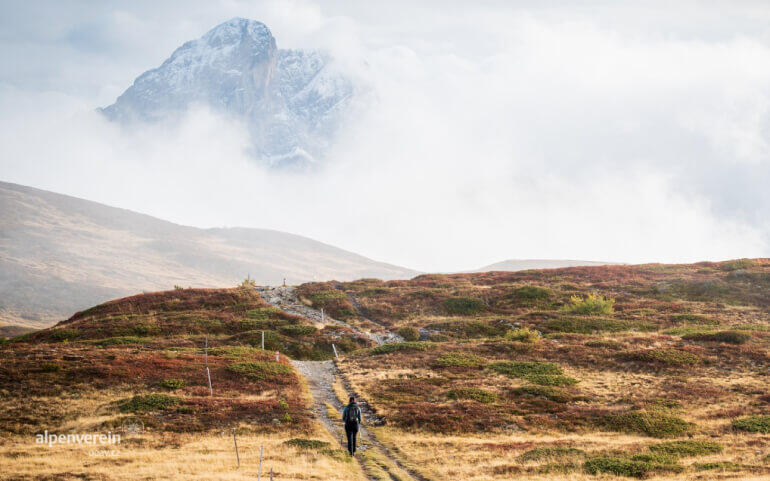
[240, 318, 275, 330]
[649, 440, 723, 457]
[602, 410, 690, 438]
[40, 363, 61, 373]
[246, 307, 284, 319]
[694, 461, 741, 471]
[433, 353, 486, 368]
[584, 457, 650, 478]
[447, 387, 497, 403]
[683, 331, 751, 344]
[284, 438, 330, 449]
[119, 394, 181, 412]
[310, 290, 347, 304]
[518, 446, 585, 462]
[227, 362, 293, 381]
[426, 319, 505, 338]
[279, 325, 317, 337]
[307, 290, 357, 318]
[236, 330, 284, 351]
[544, 317, 646, 333]
[630, 452, 678, 465]
[733, 323, 770, 332]
[397, 326, 420, 341]
[525, 374, 579, 386]
[208, 345, 265, 358]
[564, 294, 614, 315]
[720, 259, 754, 271]
[158, 379, 186, 390]
[192, 318, 224, 332]
[585, 339, 624, 350]
[512, 385, 571, 403]
[489, 361, 562, 378]
[505, 327, 541, 342]
[663, 326, 714, 336]
[89, 336, 150, 346]
[49, 328, 80, 342]
[732, 415, 770, 433]
[127, 321, 161, 336]
[670, 314, 719, 325]
[585, 454, 681, 478]
[443, 297, 485, 315]
[512, 285, 551, 301]
[369, 342, 434, 355]
[629, 349, 701, 366]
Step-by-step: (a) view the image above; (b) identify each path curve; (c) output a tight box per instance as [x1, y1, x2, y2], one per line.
[256, 286, 403, 345]
[258, 286, 427, 480]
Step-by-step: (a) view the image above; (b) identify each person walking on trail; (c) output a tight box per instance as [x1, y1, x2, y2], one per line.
[342, 396, 361, 456]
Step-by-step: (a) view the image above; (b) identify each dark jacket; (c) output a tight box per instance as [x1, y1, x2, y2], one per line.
[342, 402, 362, 424]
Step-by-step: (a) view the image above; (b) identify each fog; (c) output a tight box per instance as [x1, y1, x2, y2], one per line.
[1, 1, 769, 272]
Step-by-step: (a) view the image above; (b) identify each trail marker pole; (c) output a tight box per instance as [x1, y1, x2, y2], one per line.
[232, 429, 240, 468]
[257, 445, 264, 481]
[275, 350, 279, 362]
[321, 308, 324, 322]
[261, 330, 265, 350]
[205, 336, 213, 396]
[332, 343, 338, 358]
[270, 467, 273, 481]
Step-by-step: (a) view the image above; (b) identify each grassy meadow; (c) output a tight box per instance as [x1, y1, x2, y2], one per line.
[2, 259, 770, 480]
[317, 259, 770, 479]
[0, 287, 368, 481]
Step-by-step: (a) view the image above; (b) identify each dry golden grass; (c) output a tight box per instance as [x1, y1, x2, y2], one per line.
[0, 379, 367, 481]
[336, 339, 770, 480]
[0, 429, 367, 481]
[373, 428, 770, 481]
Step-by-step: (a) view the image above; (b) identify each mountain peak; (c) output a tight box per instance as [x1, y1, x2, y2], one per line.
[101, 19, 352, 167]
[201, 18, 273, 46]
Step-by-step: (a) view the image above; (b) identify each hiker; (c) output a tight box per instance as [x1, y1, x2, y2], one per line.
[342, 396, 361, 455]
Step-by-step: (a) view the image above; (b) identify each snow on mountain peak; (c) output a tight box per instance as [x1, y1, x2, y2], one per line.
[204, 18, 271, 43]
[101, 18, 353, 168]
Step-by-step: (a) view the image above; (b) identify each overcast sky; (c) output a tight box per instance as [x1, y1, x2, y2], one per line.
[1, 1, 769, 272]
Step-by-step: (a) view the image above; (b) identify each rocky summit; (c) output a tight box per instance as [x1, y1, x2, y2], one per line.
[100, 18, 353, 167]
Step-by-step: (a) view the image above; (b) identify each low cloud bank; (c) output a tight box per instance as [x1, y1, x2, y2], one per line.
[1, 2, 768, 271]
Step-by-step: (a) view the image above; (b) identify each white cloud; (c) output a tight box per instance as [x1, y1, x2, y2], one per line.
[0, 1, 769, 272]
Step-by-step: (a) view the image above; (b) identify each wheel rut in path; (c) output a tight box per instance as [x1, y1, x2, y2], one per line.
[292, 360, 429, 481]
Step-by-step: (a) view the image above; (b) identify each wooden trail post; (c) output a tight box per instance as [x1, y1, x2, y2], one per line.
[205, 336, 213, 396]
[332, 343, 338, 358]
[261, 330, 265, 350]
[275, 350, 279, 362]
[232, 429, 240, 468]
[320, 308, 324, 322]
[257, 445, 264, 480]
[270, 467, 273, 481]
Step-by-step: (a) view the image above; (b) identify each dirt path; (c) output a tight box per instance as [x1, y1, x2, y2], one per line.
[292, 360, 429, 481]
[261, 285, 426, 480]
[256, 286, 403, 345]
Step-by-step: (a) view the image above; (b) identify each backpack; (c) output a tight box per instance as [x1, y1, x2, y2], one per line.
[344, 404, 360, 424]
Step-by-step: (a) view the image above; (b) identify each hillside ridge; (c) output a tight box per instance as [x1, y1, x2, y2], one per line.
[0, 180, 417, 328]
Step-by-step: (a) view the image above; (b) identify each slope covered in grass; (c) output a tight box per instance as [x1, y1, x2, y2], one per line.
[324, 259, 770, 480]
[0, 287, 373, 437]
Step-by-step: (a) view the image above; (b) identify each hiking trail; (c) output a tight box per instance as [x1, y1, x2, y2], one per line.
[256, 286, 403, 345]
[258, 286, 427, 481]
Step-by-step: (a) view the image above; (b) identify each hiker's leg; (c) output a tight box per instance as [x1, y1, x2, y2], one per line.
[345, 427, 353, 455]
[351, 428, 357, 454]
